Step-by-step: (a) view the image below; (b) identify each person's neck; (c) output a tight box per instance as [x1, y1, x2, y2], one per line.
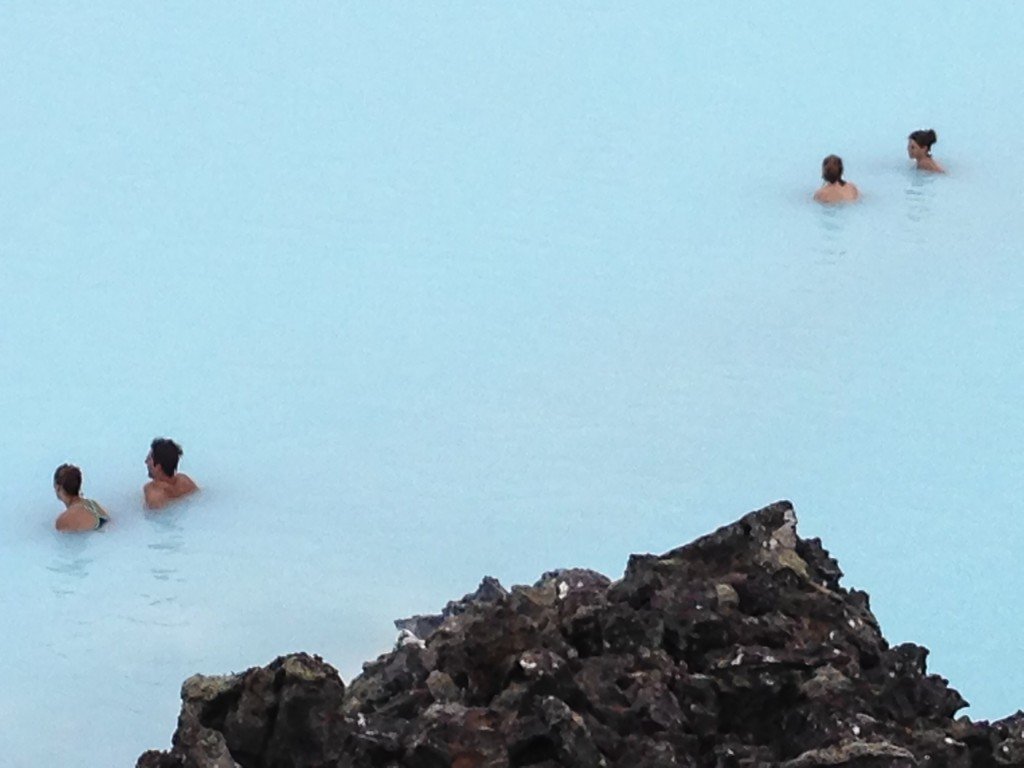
[63, 494, 82, 508]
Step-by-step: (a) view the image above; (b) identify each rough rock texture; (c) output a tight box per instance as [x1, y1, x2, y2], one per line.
[138, 501, 1022, 767]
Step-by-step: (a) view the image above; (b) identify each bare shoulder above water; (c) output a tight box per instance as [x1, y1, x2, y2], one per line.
[814, 154, 860, 204]
[144, 438, 199, 510]
[908, 129, 945, 173]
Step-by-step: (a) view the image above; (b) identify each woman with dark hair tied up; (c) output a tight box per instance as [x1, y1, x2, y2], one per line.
[53, 464, 111, 532]
[814, 154, 860, 204]
[908, 129, 944, 173]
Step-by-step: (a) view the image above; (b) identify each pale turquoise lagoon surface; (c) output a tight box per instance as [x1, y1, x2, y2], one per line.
[2, 4, 1024, 765]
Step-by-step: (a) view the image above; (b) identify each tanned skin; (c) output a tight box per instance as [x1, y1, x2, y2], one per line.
[55, 485, 110, 532]
[144, 451, 199, 510]
[908, 138, 945, 173]
[814, 181, 860, 204]
[814, 155, 860, 204]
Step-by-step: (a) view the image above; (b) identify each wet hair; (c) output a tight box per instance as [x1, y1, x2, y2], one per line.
[908, 129, 938, 153]
[151, 438, 184, 476]
[822, 155, 846, 185]
[54, 464, 83, 496]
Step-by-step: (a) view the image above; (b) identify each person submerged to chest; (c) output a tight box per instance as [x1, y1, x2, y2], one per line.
[53, 464, 111, 533]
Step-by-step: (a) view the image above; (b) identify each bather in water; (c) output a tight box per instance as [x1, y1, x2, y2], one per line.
[144, 437, 199, 510]
[907, 129, 944, 173]
[814, 155, 860, 204]
[53, 464, 111, 532]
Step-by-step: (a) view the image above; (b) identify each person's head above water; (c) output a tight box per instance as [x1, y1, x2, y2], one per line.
[52, 463, 110, 531]
[907, 129, 944, 172]
[53, 463, 82, 498]
[821, 155, 846, 185]
[814, 154, 859, 204]
[143, 437, 198, 510]
[908, 129, 938, 157]
[148, 437, 183, 479]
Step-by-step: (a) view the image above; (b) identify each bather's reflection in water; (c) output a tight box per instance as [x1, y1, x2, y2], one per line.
[904, 169, 937, 224]
[815, 204, 848, 261]
[145, 509, 185, 585]
[47, 535, 93, 597]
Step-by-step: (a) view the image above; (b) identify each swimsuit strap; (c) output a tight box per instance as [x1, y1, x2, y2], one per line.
[81, 499, 109, 529]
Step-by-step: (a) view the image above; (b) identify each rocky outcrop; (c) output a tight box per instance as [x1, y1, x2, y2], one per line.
[137, 501, 1020, 767]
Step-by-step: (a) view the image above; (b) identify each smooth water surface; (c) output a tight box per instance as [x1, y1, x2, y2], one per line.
[3, 4, 1024, 765]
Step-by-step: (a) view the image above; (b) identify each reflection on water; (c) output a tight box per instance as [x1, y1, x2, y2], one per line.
[42, 537, 100, 663]
[904, 169, 937, 225]
[47, 536, 94, 597]
[144, 510, 186, 588]
[815, 205, 849, 262]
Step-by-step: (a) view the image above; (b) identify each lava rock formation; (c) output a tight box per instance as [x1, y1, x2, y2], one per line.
[137, 501, 1024, 767]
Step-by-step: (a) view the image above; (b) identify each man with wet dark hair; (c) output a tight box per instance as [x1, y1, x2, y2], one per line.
[144, 437, 199, 509]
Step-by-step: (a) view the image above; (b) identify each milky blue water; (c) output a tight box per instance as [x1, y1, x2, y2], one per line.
[3, 4, 1024, 765]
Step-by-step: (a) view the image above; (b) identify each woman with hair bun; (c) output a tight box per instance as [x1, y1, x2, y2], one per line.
[813, 154, 860, 204]
[53, 464, 111, 532]
[908, 129, 944, 173]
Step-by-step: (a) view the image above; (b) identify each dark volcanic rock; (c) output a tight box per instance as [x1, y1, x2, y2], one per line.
[394, 576, 511, 641]
[138, 501, 1015, 768]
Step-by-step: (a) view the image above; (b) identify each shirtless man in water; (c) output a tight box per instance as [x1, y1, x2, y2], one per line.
[144, 437, 199, 509]
[813, 154, 860, 204]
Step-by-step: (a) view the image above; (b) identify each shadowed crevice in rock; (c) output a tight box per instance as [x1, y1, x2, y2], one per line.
[138, 501, 1019, 768]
